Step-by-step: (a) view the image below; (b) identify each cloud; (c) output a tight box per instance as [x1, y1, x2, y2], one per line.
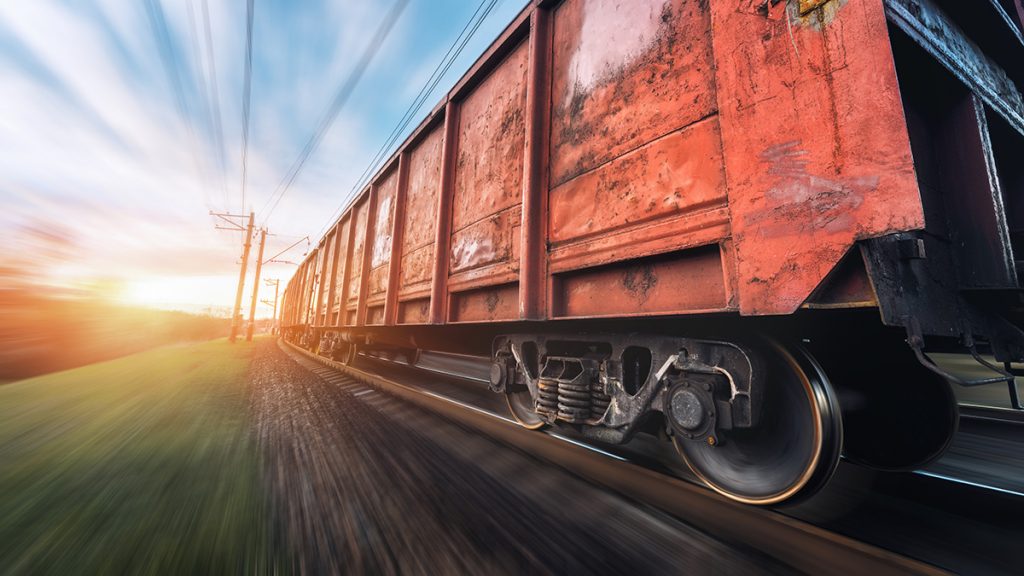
[0, 0, 526, 313]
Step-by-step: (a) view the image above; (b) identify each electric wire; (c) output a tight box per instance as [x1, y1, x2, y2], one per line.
[345, 0, 493, 206]
[240, 0, 255, 215]
[200, 0, 229, 206]
[144, 0, 215, 208]
[311, 0, 498, 239]
[258, 0, 410, 226]
[185, 0, 227, 207]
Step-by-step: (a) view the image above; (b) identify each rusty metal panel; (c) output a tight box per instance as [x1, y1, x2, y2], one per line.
[323, 227, 341, 325]
[543, 0, 728, 304]
[301, 251, 318, 325]
[385, 153, 410, 325]
[356, 186, 379, 327]
[367, 266, 389, 302]
[371, 175, 397, 270]
[294, 262, 304, 325]
[552, 246, 727, 318]
[450, 40, 529, 283]
[316, 230, 335, 324]
[330, 218, 350, 326]
[366, 304, 385, 326]
[711, 0, 924, 315]
[448, 283, 520, 323]
[397, 297, 431, 324]
[549, 0, 716, 188]
[450, 207, 521, 274]
[346, 199, 369, 306]
[549, 118, 726, 246]
[401, 244, 435, 289]
[403, 127, 444, 256]
[328, 226, 342, 325]
[399, 125, 444, 301]
[804, 250, 877, 308]
[549, 203, 730, 274]
[367, 168, 399, 302]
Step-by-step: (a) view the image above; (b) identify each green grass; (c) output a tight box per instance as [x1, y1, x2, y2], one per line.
[0, 339, 276, 575]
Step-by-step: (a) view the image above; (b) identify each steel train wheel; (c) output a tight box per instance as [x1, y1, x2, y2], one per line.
[830, 351, 958, 471]
[673, 343, 842, 506]
[506, 388, 546, 430]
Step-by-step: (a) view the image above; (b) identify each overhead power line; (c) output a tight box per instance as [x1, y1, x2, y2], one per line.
[185, 0, 227, 207]
[144, 0, 215, 208]
[313, 0, 499, 239]
[200, 0, 229, 206]
[240, 0, 255, 215]
[259, 0, 410, 226]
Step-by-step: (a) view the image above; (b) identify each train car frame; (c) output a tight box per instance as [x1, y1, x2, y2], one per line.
[280, 0, 1024, 505]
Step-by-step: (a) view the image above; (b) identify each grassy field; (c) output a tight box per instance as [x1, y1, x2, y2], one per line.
[0, 339, 277, 574]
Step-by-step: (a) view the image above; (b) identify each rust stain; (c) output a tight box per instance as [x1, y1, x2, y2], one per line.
[451, 40, 528, 231]
[548, 118, 726, 245]
[550, 0, 716, 187]
[400, 244, 434, 288]
[798, 0, 830, 16]
[449, 284, 518, 322]
[403, 126, 443, 253]
[371, 172, 397, 269]
[797, 0, 847, 28]
[741, 0, 846, 26]
[622, 264, 658, 304]
[485, 290, 500, 313]
[347, 202, 368, 302]
[333, 220, 349, 297]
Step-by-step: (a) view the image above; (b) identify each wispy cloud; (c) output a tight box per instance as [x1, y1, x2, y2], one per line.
[0, 0, 524, 313]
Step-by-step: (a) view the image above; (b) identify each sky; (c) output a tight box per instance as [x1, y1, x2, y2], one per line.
[0, 0, 526, 317]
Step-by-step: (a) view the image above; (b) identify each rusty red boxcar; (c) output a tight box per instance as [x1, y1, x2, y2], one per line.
[281, 0, 1024, 505]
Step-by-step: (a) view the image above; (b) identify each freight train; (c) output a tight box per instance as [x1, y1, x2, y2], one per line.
[280, 0, 1024, 505]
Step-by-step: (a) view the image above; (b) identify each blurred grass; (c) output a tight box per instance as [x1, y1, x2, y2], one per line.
[0, 291, 235, 380]
[0, 338, 279, 574]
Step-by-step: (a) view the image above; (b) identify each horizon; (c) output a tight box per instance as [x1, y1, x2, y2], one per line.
[0, 0, 524, 318]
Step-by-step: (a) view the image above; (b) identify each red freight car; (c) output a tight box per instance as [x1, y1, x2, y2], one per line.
[281, 0, 1024, 505]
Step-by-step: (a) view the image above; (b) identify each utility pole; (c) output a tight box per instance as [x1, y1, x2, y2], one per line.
[262, 278, 280, 334]
[212, 211, 254, 343]
[246, 227, 267, 341]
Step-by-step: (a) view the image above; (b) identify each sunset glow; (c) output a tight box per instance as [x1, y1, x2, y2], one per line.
[118, 275, 240, 316]
[0, 0, 522, 316]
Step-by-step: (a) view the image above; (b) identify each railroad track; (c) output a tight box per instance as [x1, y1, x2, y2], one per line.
[281, 339, 958, 575]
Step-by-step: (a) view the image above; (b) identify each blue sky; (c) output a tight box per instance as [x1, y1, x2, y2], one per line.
[0, 0, 525, 315]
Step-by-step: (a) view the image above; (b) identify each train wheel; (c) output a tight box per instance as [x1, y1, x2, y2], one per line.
[506, 388, 546, 430]
[830, 350, 958, 471]
[673, 343, 842, 506]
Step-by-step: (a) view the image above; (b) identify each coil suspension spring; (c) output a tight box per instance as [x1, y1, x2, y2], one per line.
[536, 378, 559, 419]
[534, 357, 607, 424]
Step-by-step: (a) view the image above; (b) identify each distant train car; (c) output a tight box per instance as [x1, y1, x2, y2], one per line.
[280, 0, 1024, 505]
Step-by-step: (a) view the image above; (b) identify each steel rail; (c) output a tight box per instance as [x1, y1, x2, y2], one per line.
[283, 340, 946, 575]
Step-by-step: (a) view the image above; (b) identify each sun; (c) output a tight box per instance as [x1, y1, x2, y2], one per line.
[117, 275, 239, 315]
